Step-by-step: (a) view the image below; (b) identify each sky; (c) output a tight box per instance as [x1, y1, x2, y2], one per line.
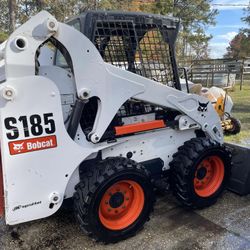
[208, 0, 249, 58]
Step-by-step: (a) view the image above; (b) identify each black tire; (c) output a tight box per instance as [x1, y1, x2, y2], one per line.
[170, 138, 232, 209]
[224, 117, 241, 135]
[73, 157, 155, 243]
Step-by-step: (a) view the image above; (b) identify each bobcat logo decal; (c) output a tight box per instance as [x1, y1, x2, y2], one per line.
[13, 142, 24, 153]
[198, 101, 209, 112]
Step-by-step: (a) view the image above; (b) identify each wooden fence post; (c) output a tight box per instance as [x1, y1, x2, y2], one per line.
[240, 59, 244, 91]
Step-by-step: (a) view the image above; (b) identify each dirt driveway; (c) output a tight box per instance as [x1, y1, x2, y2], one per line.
[0, 191, 249, 250]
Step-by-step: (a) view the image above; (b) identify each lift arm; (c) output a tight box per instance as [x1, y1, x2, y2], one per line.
[2, 11, 223, 145]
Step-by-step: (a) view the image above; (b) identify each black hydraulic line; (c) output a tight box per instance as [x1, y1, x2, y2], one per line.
[183, 68, 190, 93]
[67, 99, 87, 140]
[169, 44, 181, 90]
[179, 67, 190, 93]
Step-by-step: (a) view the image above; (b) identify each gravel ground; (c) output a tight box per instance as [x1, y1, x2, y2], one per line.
[0, 191, 249, 250]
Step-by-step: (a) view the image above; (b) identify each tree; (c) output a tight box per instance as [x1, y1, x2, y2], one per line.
[99, 0, 217, 60]
[225, 32, 250, 59]
[0, 0, 217, 60]
[187, 29, 212, 59]
[224, 4, 250, 59]
[0, 1, 10, 34]
[140, 0, 217, 60]
[0, 0, 15, 40]
[16, 0, 103, 24]
[170, 0, 217, 59]
[242, 4, 250, 32]
[35, 0, 45, 11]
[0, 32, 8, 43]
[8, 0, 16, 33]
[99, 0, 135, 11]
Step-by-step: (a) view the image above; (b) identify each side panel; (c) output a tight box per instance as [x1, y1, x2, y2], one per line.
[0, 76, 90, 224]
[102, 128, 196, 171]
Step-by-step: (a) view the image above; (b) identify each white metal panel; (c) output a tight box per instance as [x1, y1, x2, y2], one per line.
[0, 64, 5, 82]
[0, 76, 89, 224]
[38, 46, 55, 66]
[102, 128, 196, 171]
[39, 65, 76, 122]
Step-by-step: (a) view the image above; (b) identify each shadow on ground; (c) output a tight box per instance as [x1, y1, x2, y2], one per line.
[0, 191, 249, 250]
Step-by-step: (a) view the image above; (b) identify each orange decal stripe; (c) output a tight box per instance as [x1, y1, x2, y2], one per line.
[115, 120, 165, 136]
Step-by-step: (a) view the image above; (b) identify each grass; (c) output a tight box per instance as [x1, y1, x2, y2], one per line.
[224, 82, 250, 145]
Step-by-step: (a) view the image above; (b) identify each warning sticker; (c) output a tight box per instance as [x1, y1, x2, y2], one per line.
[9, 135, 57, 155]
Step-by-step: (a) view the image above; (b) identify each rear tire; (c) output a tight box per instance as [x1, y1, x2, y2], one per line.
[73, 157, 155, 243]
[170, 138, 232, 209]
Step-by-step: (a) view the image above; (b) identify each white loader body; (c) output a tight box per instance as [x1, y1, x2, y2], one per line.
[0, 11, 224, 225]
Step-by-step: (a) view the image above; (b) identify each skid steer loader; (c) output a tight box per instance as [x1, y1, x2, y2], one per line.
[0, 11, 249, 243]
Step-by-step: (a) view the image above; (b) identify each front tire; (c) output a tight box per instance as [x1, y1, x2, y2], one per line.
[73, 157, 155, 243]
[170, 138, 232, 208]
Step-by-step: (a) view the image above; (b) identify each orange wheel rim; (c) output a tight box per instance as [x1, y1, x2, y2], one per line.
[98, 180, 145, 230]
[194, 156, 224, 197]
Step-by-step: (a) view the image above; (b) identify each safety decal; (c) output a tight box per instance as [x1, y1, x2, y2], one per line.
[8, 135, 57, 155]
[198, 101, 209, 112]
